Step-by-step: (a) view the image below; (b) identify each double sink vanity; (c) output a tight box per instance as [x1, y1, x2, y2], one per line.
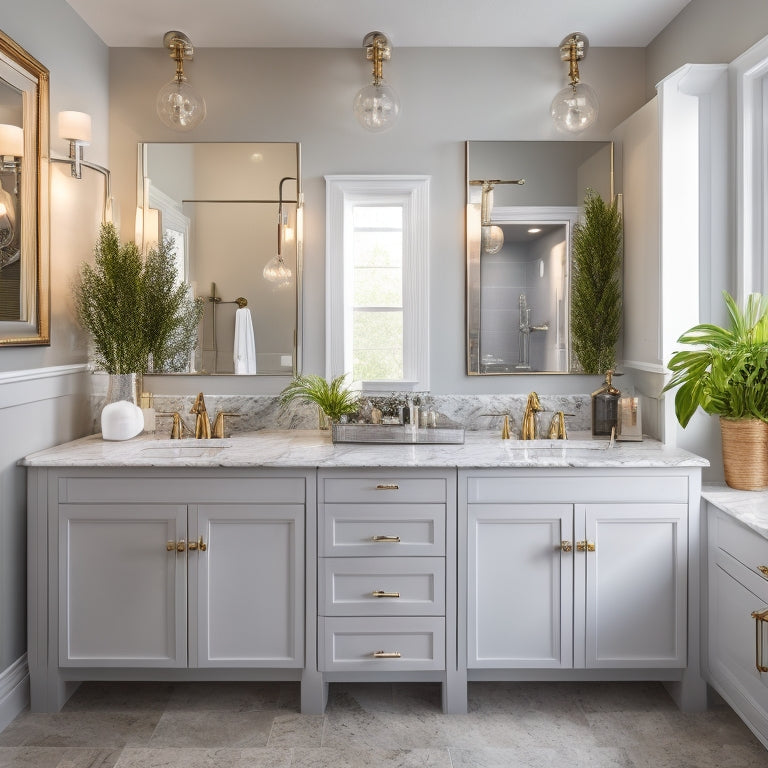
[23, 428, 712, 718]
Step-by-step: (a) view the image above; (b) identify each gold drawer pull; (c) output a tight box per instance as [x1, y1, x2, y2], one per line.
[187, 536, 207, 552]
[560, 540, 573, 552]
[371, 535, 401, 543]
[751, 608, 768, 673]
[376, 484, 400, 490]
[577, 540, 596, 552]
[372, 590, 401, 598]
[373, 650, 401, 659]
[758, 566, 768, 578]
[176, 539, 186, 552]
[166, 540, 176, 552]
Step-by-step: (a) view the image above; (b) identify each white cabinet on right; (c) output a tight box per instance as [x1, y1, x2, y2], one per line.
[460, 469, 702, 709]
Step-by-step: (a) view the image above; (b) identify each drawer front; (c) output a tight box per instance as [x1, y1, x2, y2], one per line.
[318, 616, 445, 671]
[320, 557, 445, 616]
[320, 504, 445, 557]
[321, 476, 447, 504]
[715, 510, 768, 583]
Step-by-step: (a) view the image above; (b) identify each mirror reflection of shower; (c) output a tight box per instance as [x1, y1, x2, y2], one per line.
[515, 293, 550, 370]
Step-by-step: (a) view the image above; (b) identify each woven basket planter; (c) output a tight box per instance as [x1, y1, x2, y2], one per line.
[720, 417, 768, 490]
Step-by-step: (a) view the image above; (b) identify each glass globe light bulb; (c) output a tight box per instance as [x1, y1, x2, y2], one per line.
[481, 224, 504, 255]
[550, 82, 599, 134]
[156, 78, 207, 131]
[353, 81, 400, 132]
[263, 255, 293, 284]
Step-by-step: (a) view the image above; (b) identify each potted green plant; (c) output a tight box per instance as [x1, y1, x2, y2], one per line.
[570, 189, 623, 374]
[662, 291, 768, 489]
[73, 223, 203, 402]
[279, 373, 359, 427]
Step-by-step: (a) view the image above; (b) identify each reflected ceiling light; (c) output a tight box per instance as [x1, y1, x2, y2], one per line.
[263, 176, 297, 286]
[550, 32, 599, 134]
[528, 227, 542, 234]
[353, 32, 400, 132]
[469, 178, 526, 255]
[156, 31, 207, 131]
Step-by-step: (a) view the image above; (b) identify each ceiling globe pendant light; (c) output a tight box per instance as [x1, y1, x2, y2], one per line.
[550, 32, 599, 134]
[156, 31, 207, 131]
[353, 32, 400, 132]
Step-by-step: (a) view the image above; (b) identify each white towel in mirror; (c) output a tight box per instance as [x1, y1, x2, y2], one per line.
[234, 307, 257, 374]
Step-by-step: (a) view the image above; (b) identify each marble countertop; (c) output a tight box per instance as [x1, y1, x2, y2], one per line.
[21, 430, 708, 470]
[702, 484, 768, 540]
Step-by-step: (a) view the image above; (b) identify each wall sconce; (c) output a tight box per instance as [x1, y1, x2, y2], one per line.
[353, 32, 400, 132]
[58, 111, 92, 179]
[550, 32, 599, 134]
[263, 176, 297, 286]
[156, 30, 206, 131]
[469, 178, 526, 254]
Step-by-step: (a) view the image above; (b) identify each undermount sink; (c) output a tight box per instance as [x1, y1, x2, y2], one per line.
[140, 439, 232, 459]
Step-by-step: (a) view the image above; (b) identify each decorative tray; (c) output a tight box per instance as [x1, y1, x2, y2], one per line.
[331, 422, 465, 445]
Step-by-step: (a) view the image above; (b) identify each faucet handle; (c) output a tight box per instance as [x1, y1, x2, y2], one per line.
[190, 392, 207, 414]
[547, 411, 568, 440]
[156, 412, 193, 439]
[212, 412, 240, 439]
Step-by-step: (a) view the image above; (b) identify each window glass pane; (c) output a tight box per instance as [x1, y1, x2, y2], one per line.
[353, 231, 402, 268]
[352, 310, 403, 380]
[354, 267, 402, 307]
[353, 205, 403, 229]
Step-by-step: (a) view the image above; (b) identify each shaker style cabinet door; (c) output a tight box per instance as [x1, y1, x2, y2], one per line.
[467, 503, 574, 668]
[190, 504, 305, 668]
[58, 504, 187, 667]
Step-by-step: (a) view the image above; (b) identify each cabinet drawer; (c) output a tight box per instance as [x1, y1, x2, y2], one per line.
[715, 511, 768, 584]
[320, 504, 445, 557]
[320, 557, 445, 616]
[320, 476, 446, 504]
[318, 616, 445, 671]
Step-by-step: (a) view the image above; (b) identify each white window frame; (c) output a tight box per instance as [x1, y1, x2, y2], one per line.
[325, 175, 430, 391]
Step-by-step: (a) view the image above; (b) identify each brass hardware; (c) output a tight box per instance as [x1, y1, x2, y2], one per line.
[751, 608, 768, 673]
[758, 566, 768, 578]
[176, 539, 186, 552]
[372, 650, 401, 659]
[376, 484, 399, 490]
[187, 535, 207, 552]
[371, 535, 401, 543]
[191, 392, 211, 439]
[166, 540, 175, 552]
[188, 539, 197, 551]
[521, 392, 542, 440]
[560, 540, 573, 552]
[372, 590, 401, 598]
[212, 411, 239, 439]
[547, 411, 568, 440]
[156, 412, 194, 440]
[577, 540, 596, 552]
[501, 414, 510, 439]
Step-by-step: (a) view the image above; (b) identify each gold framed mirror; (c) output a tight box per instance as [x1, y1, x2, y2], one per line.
[0, 29, 49, 346]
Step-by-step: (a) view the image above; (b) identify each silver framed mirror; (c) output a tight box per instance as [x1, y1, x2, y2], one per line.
[0, 30, 50, 346]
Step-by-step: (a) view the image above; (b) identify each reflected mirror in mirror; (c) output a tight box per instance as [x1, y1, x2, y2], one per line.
[466, 140, 614, 375]
[138, 142, 301, 375]
[0, 30, 49, 346]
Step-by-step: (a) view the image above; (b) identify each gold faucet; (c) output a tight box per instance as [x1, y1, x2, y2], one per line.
[547, 411, 568, 440]
[190, 392, 212, 439]
[521, 392, 542, 440]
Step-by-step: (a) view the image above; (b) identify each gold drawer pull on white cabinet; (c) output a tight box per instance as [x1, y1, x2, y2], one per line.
[371, 535, 401, 543]
[376, 484, 400, 490]
[372, 590, 401, 598]
[373, 650, 401, 659]
[560, 540, 573, 552]
[577, 540, 596, 552]
[758, 565, 768, 578]
[751, 608, 768, 673]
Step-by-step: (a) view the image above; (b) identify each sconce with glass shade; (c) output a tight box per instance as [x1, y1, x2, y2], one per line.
[156, 30, 206, 131]
[353, 31, 400, 132]
[550, 32, 599, 134]
[469, 178, 526, 255]
[263, 175, 297, 287]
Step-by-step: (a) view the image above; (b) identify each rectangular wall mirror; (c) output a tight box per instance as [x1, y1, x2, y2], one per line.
[466, 140, 613, 374]
[0, 30, 49, 346]
[137, 142, 302, 375]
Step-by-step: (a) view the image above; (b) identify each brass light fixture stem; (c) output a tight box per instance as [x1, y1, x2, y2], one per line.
[559, 33, 588, 87]
[363, 32, 391, 86]
[163, 31, 194, 85]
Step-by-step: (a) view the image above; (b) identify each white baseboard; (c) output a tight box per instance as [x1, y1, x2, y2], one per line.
[0, 655, 29, 732]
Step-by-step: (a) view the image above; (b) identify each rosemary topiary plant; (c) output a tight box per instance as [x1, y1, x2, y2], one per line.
[73, 223, 203, 374]
[570, 190, 623, 374]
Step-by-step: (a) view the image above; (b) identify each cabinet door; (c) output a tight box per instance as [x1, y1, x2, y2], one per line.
[59, 504, 187, 667]
[582, 503, 686, 668]
[191, 504, 304, 667]
[467, 504, 573, 668]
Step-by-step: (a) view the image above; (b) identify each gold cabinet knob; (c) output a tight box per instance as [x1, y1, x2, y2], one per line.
[372, 650, 401, 658]
[577, 540, 596, 552]
[372, 590, 401, 598]
[166, 540, 176, 552]
[176, 539, 186, 552]
[188, 539, 197, 551]
[187, 536, 207, 552]
[560, 540, 573, 552]
[758, 566, 768, 578]
[371, 535, 401, 543]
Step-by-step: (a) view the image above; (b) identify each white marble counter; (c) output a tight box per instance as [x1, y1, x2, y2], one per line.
[702, 484, 768, 540]
[21, 430, 708, 470]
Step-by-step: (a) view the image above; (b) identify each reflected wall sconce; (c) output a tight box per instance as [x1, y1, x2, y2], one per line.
[0, 124, 22, 261]
[0, 124, 23, 166]
[263, 176, 297, 286]
[156, 30, 207, 131]
[469, 178, 526, 255]
[550, 32, 599, 134]
[353, 31, 400, 132]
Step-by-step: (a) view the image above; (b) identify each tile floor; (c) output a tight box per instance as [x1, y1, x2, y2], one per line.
[0, 680, 766, 768]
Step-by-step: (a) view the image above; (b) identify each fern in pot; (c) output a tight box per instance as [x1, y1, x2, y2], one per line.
[662, 291, 768, 489]
[279, 374, 359, 428]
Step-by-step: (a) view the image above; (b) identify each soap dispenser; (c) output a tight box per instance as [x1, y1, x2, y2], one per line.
[591, 370, 620, 437]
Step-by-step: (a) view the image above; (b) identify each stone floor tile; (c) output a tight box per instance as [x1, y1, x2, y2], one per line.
[290, 747, 452, 768]
[449, 746, 635, 768]
[267, 713, 325, 747]
[147, 710, 276, 748]
[115, 747, 291, 768]
[0, 747, 66, 768]
[628, 742, 768, 768]
[322, 711, 445, 750]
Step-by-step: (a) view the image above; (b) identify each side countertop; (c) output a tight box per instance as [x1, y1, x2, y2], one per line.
[702, 484, 768, 541]
[20, 430, 709, 470]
